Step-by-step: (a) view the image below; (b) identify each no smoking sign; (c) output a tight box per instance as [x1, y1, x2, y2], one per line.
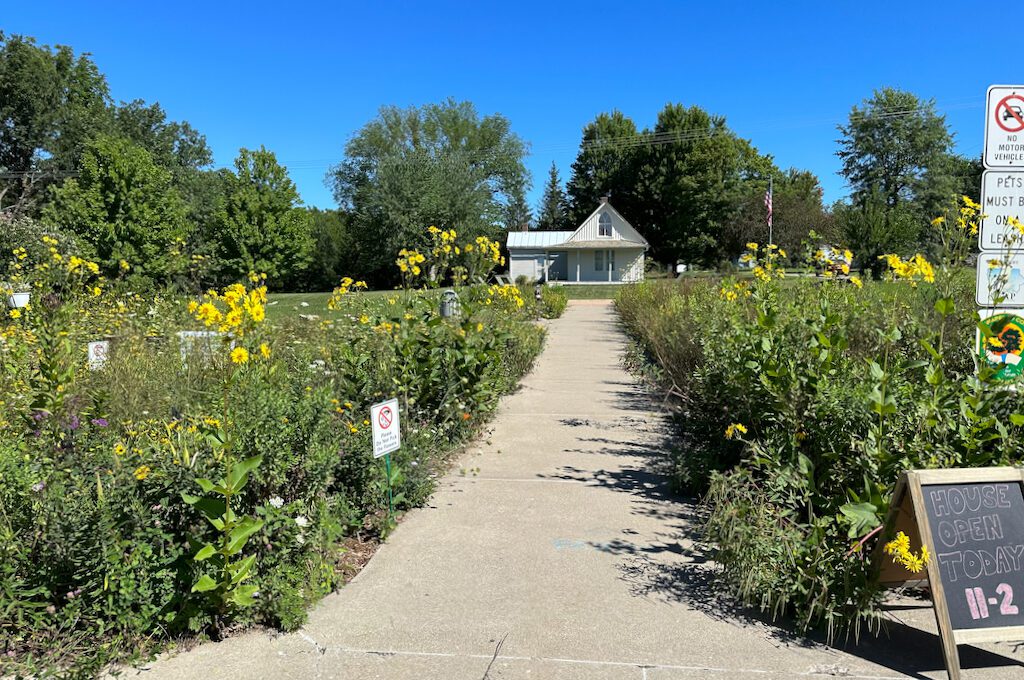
[985, 86, 1024, 168]
[370, 398, 401, 458]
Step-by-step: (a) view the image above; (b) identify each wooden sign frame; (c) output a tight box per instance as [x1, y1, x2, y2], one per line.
[881, 467, 1024, 680]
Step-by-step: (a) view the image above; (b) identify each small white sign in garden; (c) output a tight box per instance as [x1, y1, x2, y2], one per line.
[370, 398, 401, 458]
[87, 340, 109, 370]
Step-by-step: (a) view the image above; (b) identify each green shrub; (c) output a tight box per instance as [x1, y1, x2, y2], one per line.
[0, 235, 545, 674]
[616, 198, 1024, 639]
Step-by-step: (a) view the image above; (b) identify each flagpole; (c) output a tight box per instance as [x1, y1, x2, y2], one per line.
[768, 176, 773, 247]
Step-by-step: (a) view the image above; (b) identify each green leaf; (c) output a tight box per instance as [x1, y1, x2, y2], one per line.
[226, 517, 264, 555]
[228, 584, 259, 608]
[229, 554, 257, 584]
[840, 502, 879, 537]
[195, 478, 215, 493]
[194, 544, 217, 561]
[934, 297, 955, 317]
[227, 455, 264, 493]
[1011, 414, 1024, 426]
[191, 574, 218, 593]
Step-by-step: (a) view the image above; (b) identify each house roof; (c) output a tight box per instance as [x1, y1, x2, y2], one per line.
[558, 239, 647, 249]
[506, 231, 575, 248]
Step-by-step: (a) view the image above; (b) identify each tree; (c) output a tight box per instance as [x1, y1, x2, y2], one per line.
[113, 99, 212, 176]
[837, 188, 919, 278]
[565, 111, 641, 227]
[212, 147, 313, 288]
[41, 135, 191, 280]
[0, 32, 111, 213]
[328, 99, 529, 284]
[727, 169, 836, 256]
[566, 104, 777, 266]
[297, 208, 356, 291]
[536, 163, 568, 230]
[837, 88, 954, 218]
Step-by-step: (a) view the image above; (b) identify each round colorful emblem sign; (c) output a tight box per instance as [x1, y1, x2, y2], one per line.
[979, 312, 1024, 381]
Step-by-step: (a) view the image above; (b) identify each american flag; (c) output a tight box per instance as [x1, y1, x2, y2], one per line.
[764, 184, 773, 228]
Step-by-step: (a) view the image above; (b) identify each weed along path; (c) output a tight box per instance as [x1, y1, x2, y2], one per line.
[131, 300, 1023, 680]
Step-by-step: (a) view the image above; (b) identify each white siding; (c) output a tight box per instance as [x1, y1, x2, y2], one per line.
[567, 205, 646, 243]
[509, 250, 545, 282]
[508, 250, 571, 282]
[567, 249, 645, 283]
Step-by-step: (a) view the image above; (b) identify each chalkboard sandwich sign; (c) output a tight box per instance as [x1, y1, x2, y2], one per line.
[880, 467, 1024, 680]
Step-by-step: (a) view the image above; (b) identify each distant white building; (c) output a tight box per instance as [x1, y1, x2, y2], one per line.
[506, 198, 648, 284]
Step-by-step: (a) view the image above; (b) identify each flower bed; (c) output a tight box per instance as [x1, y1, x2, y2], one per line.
[616, 197, 1024, 638]
[0, 230, 555, 675]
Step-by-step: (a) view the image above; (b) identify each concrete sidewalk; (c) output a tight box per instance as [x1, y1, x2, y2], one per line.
[132, 300, 1024, 679]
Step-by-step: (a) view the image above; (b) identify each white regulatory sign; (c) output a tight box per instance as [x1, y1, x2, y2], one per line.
[370, 398, 401, 458]
[87, 340, 109, 370]
[980, 170, 1024, 250]
[976, 251, 1024, 307]
[985, 85, 1024, 169]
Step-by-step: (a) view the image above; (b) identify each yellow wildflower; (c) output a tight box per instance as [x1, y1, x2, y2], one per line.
[884, 531, 928, 574]
[230, 347, 249, 364]
[133, 465, 151, 481]
[260, 343, 271, 359]
[725, 423, 748, 439]
[850, 276, 863, 289]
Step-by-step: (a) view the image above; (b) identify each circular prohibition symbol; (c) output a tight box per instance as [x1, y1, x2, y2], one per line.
[377, 406, 394, 430]
[996, 93, 1024, 133]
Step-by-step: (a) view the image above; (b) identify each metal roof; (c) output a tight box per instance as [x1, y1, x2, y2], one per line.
[506, 231, 575, 248]
[559, 239, 647, 249]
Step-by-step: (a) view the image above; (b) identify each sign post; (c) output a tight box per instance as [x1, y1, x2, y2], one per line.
[979, 86, 1024, 384]
[370, 398, 401, 515]
[880, 468, 1024, 680]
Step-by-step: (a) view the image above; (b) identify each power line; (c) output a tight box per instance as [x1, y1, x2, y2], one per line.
[261, 97, 987, 171]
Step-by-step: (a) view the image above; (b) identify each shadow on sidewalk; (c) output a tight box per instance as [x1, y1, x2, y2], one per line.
[544, 423, 1024, 679]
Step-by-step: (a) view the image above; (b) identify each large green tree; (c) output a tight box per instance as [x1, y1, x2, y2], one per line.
[536, 162, 569, 231]
[329, 99, 529, 283]
[212, 147, 313, 287]
[297, 208, 357, 291]
[837, 88, 954, 218]
[565, 111, 641, 227]
[113, 99, 212, 176]
[727, 169, 835, 256]
[0, 32, 111, 213]
[566, 104, 775, 266]
[40, 135, 191, 279]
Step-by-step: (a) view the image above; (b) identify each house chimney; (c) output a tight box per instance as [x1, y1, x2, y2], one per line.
[599, 195, 610, 204]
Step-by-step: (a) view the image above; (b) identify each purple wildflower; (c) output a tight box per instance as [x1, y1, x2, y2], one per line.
[31, 481, 45, 493]
[67, 415, 81, 431]
[91, 418, 109, 427]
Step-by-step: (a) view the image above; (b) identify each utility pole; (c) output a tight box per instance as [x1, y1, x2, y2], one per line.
[767, 176, 774, 247]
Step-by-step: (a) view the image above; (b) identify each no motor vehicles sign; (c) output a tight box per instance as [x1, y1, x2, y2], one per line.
[370, 398, 401, 458]
[985, 86, 1024, 168]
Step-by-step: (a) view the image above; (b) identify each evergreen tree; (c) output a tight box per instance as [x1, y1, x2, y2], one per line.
[536, 162, 568, 230]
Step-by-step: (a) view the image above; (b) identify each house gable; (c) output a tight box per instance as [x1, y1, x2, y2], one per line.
[566, 200, 648, 246]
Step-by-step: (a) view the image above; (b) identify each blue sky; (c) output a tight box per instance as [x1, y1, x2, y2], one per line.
[3, 1, 1001, 212]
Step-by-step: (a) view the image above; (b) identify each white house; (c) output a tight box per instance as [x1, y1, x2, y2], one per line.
[506, 198, 648, 284]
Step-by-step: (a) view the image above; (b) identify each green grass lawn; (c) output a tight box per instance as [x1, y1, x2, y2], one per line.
[547, 284, 626, 299]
